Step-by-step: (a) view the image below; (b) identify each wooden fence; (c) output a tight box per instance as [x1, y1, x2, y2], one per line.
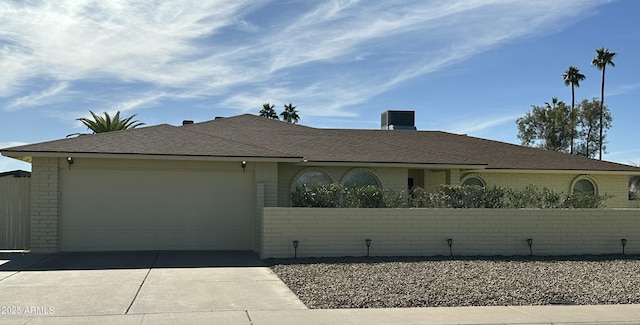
[0, 177, 30, 250]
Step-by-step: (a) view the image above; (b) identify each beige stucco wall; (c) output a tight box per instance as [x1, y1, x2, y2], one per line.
[277, 163, 407, 206]
[462, 172, 631, 208]
[277, 164, 633, 208]
[262, 207, 640, 258]
[424, 170, 447, 191]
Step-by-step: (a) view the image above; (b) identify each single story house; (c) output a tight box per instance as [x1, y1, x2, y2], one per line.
[2, 111, 640, 253]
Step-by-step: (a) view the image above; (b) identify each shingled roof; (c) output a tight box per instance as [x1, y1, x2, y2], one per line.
[2, 114, 639, 172]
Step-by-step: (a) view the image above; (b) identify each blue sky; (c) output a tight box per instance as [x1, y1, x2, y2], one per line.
[1, 0, 639, 171]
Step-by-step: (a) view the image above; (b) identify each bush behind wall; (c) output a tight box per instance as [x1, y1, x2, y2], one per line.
[291, 184, 607, 209]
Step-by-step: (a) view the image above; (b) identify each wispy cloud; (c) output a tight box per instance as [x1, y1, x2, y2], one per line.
[0, 0, 611, 118]
[605, 148, 640, 166]
[6, 82, 70, 110]
[447, 113, 521, 135]
[111, 92, 167, 113]
[608, 83, 640, 97]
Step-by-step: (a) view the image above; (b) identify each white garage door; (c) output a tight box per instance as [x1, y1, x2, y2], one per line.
[59, 166, 254, 251]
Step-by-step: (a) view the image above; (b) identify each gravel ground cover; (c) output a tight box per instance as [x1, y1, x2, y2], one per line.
[266, 255, 640, 308]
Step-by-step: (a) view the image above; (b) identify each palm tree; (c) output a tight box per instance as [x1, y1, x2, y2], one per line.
[77, 111, 145, 133]
[259, 103, 279, 120]
[280, 103, 300, 124]
[562, 66, 586, 154]
[592, 47, 616, 160]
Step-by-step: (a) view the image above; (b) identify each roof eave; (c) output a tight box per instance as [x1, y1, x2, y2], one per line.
[466, 168, 640, 175]
[0, 151, 303, 163]
[298, 160, 487, 169]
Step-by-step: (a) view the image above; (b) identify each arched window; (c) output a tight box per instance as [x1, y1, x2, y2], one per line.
[291, 168, 333, 190]
[572, 176, 597, 195]
[341, 169, 381, 188]
[461, 175, 486, 187]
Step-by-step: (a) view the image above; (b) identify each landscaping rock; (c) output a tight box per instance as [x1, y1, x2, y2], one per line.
[267, 255, 640, 308]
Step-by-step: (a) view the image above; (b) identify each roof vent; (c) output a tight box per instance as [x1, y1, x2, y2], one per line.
[182, 120, 194, 125]
[381, 110, 416, 130]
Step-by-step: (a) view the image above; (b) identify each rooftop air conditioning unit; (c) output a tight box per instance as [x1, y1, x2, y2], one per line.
[381, 110, 416, 130]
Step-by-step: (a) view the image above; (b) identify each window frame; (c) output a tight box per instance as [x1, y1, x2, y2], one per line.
[460, 174, 486, 187]
[571, 175, 598, 195]
[290, 168, 334, 192]
[340, 168, 382, 188]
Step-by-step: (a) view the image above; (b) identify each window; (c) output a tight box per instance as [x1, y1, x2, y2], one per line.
[291, 169, 332, 189]
[571, 176, 596, 195]
[341, 170, 381, 188]
[630, 176, 640, 200]
[461, 175, 485, 187]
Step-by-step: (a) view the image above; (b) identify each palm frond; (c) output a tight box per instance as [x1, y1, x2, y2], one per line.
[76, 110, 145, 133]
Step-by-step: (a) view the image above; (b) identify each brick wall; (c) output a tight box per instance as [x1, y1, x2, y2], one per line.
[261, 207, 640, 258]
[29, 157, 59, 252]
[255, 162, 278, 252]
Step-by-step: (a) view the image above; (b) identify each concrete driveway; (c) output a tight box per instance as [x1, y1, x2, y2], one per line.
[0, 251, 305, 323]
[3, 252, 640, 325]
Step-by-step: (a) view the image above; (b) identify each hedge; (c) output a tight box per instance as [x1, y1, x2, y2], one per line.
[290, 183, 607, 208]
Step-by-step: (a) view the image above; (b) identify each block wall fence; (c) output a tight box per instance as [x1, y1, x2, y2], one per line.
[261, 208, 640, 258]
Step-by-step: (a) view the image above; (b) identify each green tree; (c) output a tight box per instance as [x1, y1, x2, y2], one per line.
[562, 66, 586, 154]
[259, 102, 279, 120]
[77, 111, 145, 133]
[592, 47, 616, 160]
[517, 97, 572, 152]
[575, 98, 611, 158]
[280, 103, 300, 124]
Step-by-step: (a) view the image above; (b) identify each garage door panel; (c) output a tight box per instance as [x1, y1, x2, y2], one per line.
[59, 167, 254, 251]
[60, 229, 250, 251]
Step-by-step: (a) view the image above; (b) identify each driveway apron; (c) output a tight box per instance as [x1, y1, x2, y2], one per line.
[0, 251, 305, 319]
[127, 251, 306, 314]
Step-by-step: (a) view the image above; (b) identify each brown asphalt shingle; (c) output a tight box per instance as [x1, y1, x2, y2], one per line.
[3, 114, 639, 172]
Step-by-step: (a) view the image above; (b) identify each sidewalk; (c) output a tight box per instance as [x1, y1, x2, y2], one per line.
[4, 304, 640, 324]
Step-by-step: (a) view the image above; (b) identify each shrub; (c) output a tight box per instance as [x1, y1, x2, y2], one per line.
[502, 185, 562, 208]
[291, 183, 342, 207]
[562, 192, 608, 208]
[343, 185, 385, 208]
[291, 183, 387, 208]
[384, 188, 410, 208]
[291, 183, 608, 208]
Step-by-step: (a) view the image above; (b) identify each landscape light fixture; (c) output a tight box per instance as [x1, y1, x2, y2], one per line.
[621, 238, 627, 255]
[293, 240, 299, 258]
[447, 238, 453, 256]
[66, 157, 74, 170]
[365, 239, 372, 257]
[241, 161, 247, 173]
[527, 238, 533, 256]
